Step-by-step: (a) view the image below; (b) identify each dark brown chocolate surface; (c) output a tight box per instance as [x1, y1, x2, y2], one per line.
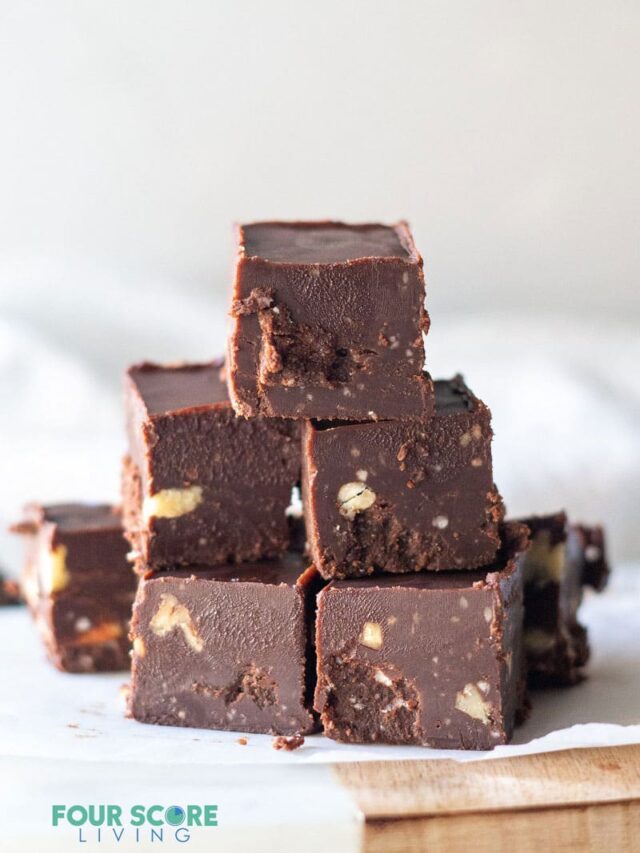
[243, 222, 411, 263]
[302, 375, 505, 578]
[130, 361, 229, 414]
[314, 522, 530, 750]
[123, 360, 301, 570]
[519, 511, 610, 687]
[128, 555, 321, 736]
[227, 220, 433, 421]
[11, 503, 134, 673]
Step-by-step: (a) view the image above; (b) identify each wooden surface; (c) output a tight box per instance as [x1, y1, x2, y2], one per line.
[335, 745, 640, 852]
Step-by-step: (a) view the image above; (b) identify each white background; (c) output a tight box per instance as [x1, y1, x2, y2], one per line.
[0, 1, 638, 565]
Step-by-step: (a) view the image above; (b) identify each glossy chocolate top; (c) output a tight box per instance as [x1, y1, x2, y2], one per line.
[518, 510, 568, 547]
[311, 375, 477, 432]
[127, 361, 228, 416]
[15, 502, 122, 534]
[240, 221, 415, 264]
[434, 375, 476, 414]
[145, 553, 312, 587]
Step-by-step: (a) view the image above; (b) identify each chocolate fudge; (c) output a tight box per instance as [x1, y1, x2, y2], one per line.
[302, 375, 505, 578]
[227, 221, 433, 421]
[128, 554, 321, 735]
[519, 512, 610, 686]
[314, 522, 530, 750]
[123, 360, 300, 571]
[0, 570, 22, 606]
[11, 503, 135, 672]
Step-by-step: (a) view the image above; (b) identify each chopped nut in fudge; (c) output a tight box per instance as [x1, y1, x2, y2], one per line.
[227, 221, 434, 421]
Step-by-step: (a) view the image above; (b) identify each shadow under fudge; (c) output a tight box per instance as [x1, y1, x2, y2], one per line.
[123, 359, 301, 572]
[302, 374, 505, 579]
[227, 221, 433, 421]
[11, 503, 135, 673]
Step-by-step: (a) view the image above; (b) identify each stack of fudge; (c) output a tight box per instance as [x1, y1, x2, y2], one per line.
[11, 221, 610, 751]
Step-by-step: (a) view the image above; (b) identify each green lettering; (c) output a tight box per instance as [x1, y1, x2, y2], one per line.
[130, 805, 146, 827]
[107, 805, 123, 827]
[186, 805, 202, 826]
[68, 806, 88, 827]
[52, 805, 66, 826]
[203, 805, 218, 827]
[147, 805, 164, 826]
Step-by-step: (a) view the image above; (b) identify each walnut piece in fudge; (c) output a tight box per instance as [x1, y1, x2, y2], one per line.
[128, 555, 322, 735]
[227, 221, 434, 421]
[518, 511, 610, 686]
[123, 360, 300, 571]
[314, 523, 529, 750]
[11, 503, 135, 672]
[302, 375, 505, 578]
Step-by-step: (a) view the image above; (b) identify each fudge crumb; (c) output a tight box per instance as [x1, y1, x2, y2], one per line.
[272, 735, 305, 752]
[0, 573, 23, 606]
[236, 737, 248, 746]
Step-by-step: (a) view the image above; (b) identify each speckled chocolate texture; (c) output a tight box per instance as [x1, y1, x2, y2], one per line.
[11, 503, 134, 673]
[226, 221, 434, 421]
[123, 360, 301, 571]
[314, 522, 529, 750]
[128, 555, 322, 735]
[519, 511, 610, 686]
[302, 375, 505, 579]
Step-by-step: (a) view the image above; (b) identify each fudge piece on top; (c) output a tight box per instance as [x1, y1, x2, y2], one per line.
[519, 511, 610, 686]
[123, 360, 300, 571]
[11, 503, 134, 672]
[314, 522, 530, 750]
[302, 375, 504, 578]
[227, 221, 433, 421]
[128, 554, 321, 735]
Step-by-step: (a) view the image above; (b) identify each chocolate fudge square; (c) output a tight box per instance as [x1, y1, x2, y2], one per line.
[519, 512, 609, 686]
[227, 221, 433, 421]
[128, 555, 321, 735]
[302, 375, 505, 579]
[123, 360, 300, 571]
[11, 503, 135, 672]
[0, 570, 22, 606]
[314, 523, 529, 750]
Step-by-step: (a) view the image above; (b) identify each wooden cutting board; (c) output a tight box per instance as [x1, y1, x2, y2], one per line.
[334, 744, 640, 852]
